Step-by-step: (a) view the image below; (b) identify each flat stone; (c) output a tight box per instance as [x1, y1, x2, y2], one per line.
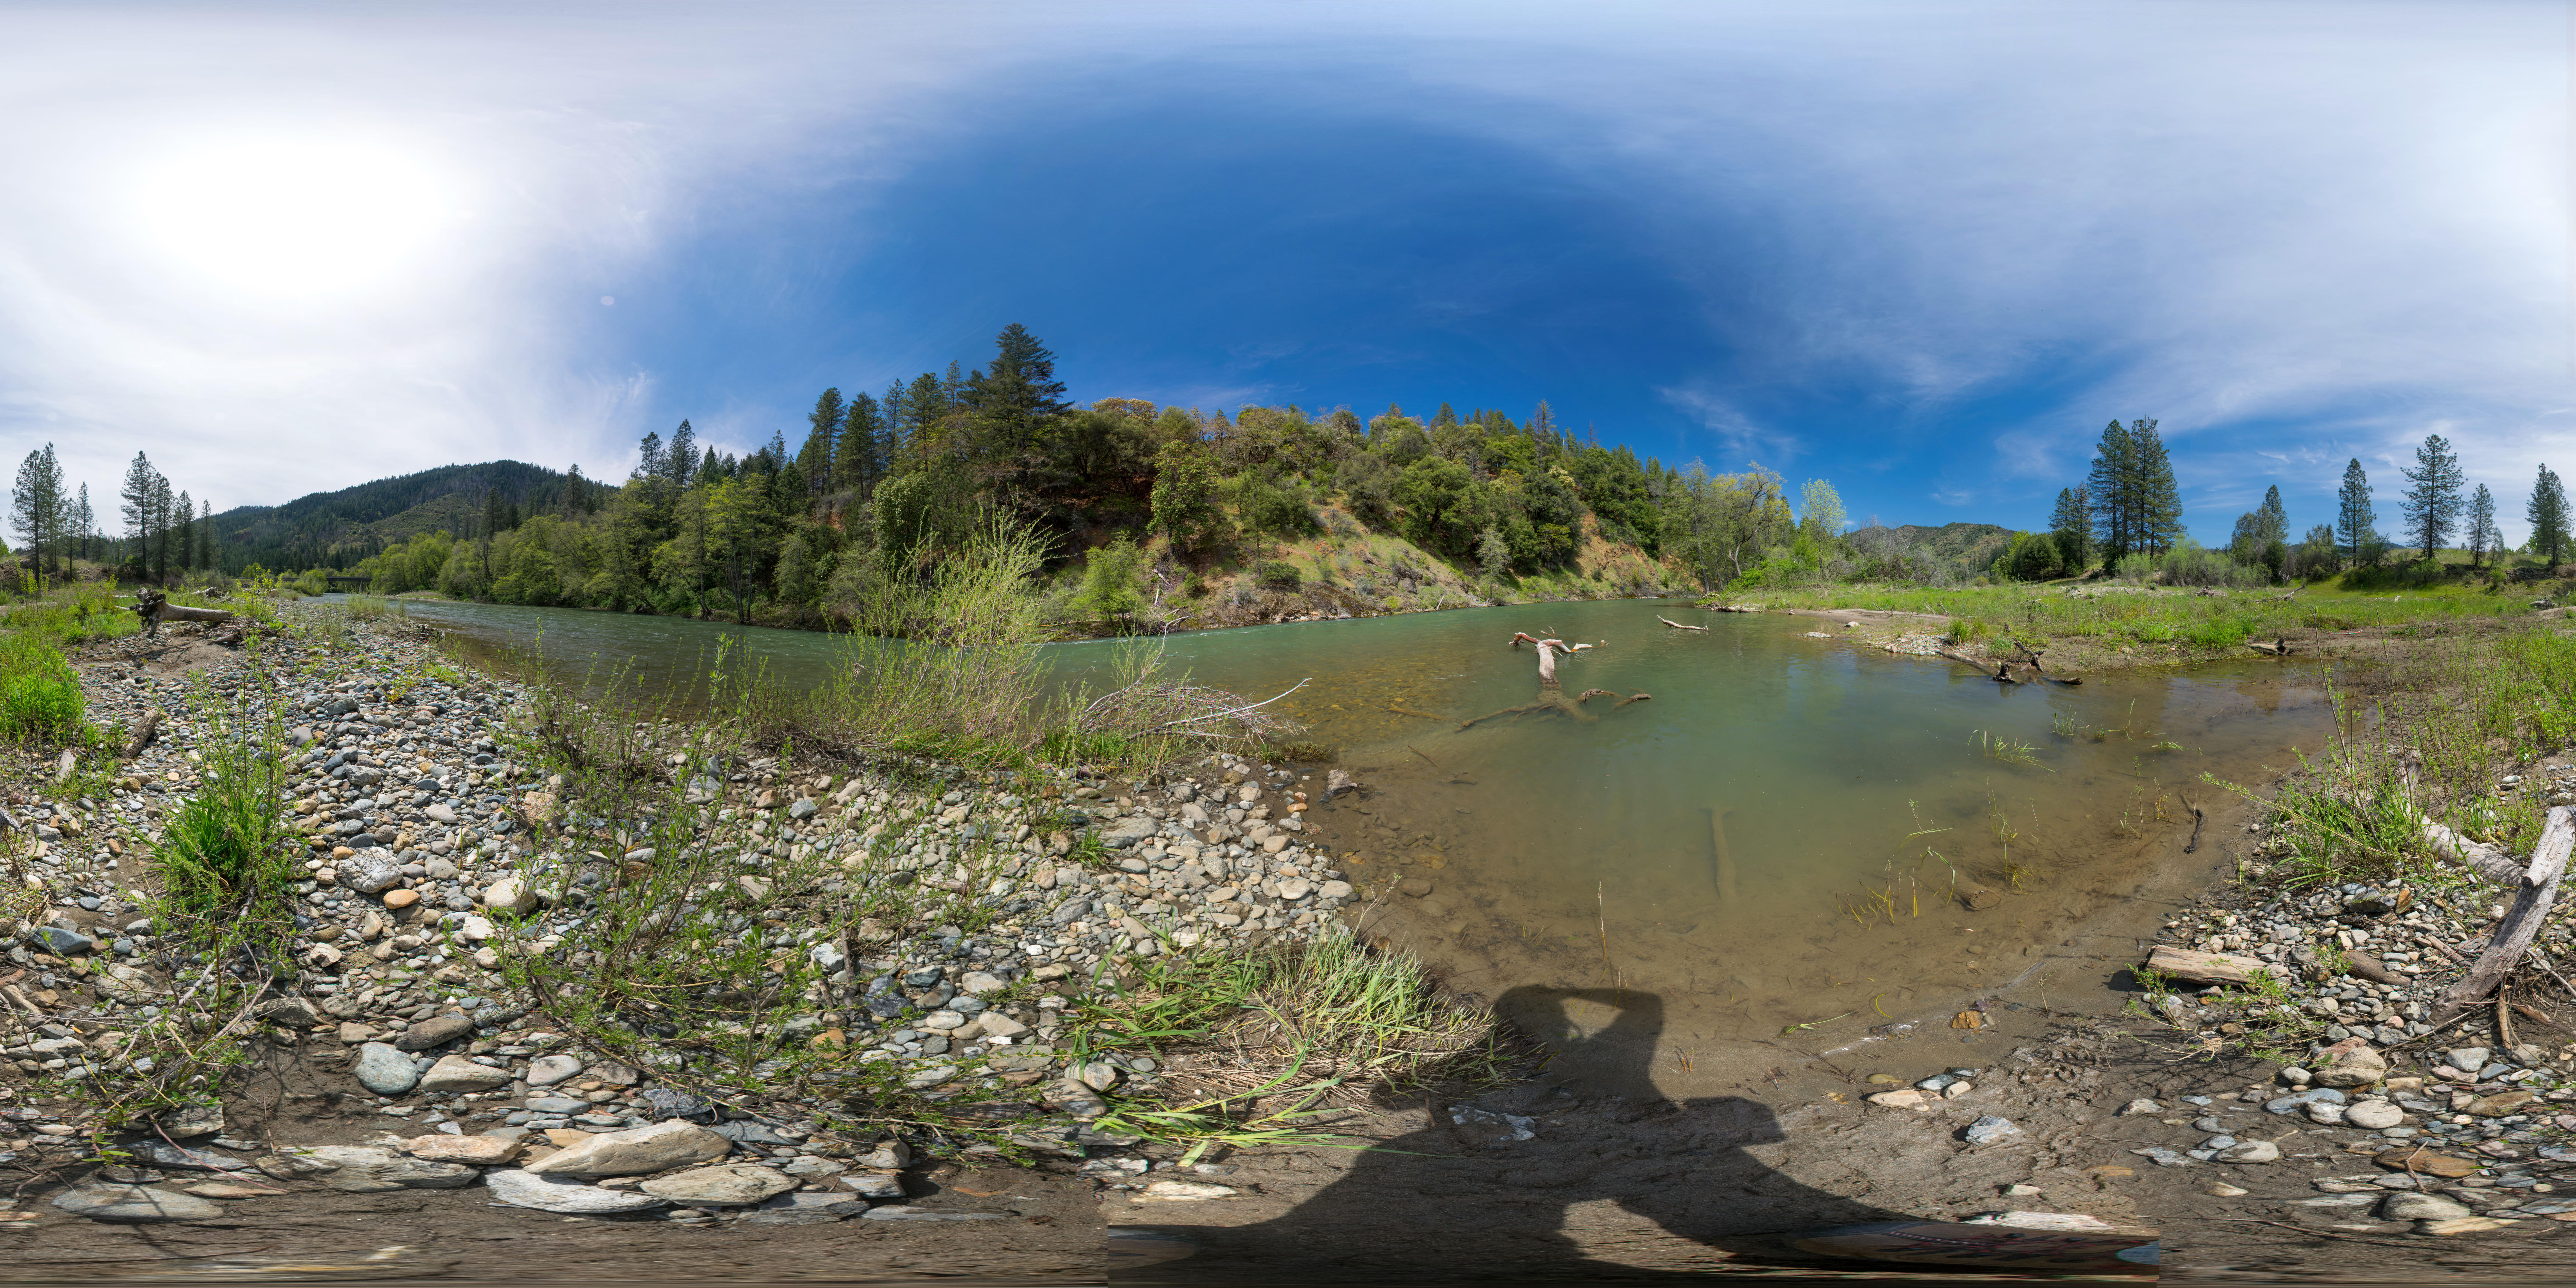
[1868, 1089, 1934, 1111]
[426, 803, 458, 824]
[760, 1190, 871, 1215]
[483, 875, 537, 914]
[278, 1145, 478, 1190]
[1962, 1116, 2023, 1145]
[2216, 1140, 2281, 1163]
[639, 1164, 798, 1206]
[2346, 1101, 2406, 1130]
[2317, 1045, 2389, 1088]
[525, 1120, 731, 1178]
[381, 889, 420, 909]
[859, 1205, 1008, 1221]
[131, 1142, 250, 1172]
[251, 997, 323, 1028]
[2306, 1101, 2347, 1125]
[352, 1043, 421, 1095]
[339, 852, 403, 894]
[843, 1172, 904, 1199]
[2418, 1217, 2511, 1236]
[525, 1096, 589, 1114]
[403, 1134, 521, 1164]
[787, 798, 819, 820]
[2116, 1099, 2161, 1116]
[2266, 1087, 2348, 1115]
[33, 926, 95, 955]
[2376, 1148, 2482, 1178]
[526, 1054, 584, 1086]
[2382, 1192, 2475, 1221]
[50, 1185, 223, 1222]
[2447, 1047, 2492, 1072]
[180, 1181, 289, 1199]
[1133, 1180, 1236, 1201]
[2465, 1091, 2537, 1118]
[484, 1168, 669, 1214]
[418, 1055, 513, 1093]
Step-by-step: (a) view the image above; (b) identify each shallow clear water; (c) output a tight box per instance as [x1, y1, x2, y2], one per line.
[374, 595, 2335, 1079]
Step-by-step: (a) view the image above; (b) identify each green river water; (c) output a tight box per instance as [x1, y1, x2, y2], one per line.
[363, 595, 2335, 1088]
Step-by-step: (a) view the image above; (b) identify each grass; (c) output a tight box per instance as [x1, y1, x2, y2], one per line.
[0, 632, 87, 743]
[150, 673, 300, 921]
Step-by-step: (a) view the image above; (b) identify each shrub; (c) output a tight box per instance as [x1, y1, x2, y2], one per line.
[0, 635, 83, 742]
[1255, 560, 1302, 591]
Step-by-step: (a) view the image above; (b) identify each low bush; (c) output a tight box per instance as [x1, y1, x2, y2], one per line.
[0, 634, 84, 742]
[1255, 561, 1302, 591]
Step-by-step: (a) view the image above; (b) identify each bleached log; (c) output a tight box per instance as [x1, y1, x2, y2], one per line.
[2437, 806, 2576, 1019]
[2423, 817, 2526, 886]
[2143, 944, 2268, 986]
[1657, 616, 1709, 632]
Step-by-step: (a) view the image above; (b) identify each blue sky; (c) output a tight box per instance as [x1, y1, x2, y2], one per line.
[1, 2, 2566, 545]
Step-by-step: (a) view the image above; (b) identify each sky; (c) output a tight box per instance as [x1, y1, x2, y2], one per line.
[0, 1, 2567, 546]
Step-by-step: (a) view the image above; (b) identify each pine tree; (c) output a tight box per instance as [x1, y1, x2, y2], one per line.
[968, 324, 1070, 473]
[2400, 432, 2465, 559]
[637, 430, 667, 484]
[119, 451, 161, 572]
[2336, 459, 2376, 564]
[666, 421, 696, 488]
[9, 443, 64, 573]
[2085, 420, 2137, 563]
[2130, 420, 2183, 556]
[2467, 483, 2498, 567]
[71, 484, 93, 563]
[881, 382, 909, 464]
[908, 372, 947, 459]
[2255, 485, 2288, 546]
[801, 388, 844, 496]
[2049, 485, 2092, 572]
[2531, 464, 2570, 565]
[839, 392, 886, 500]
[173, 489, 193, 573]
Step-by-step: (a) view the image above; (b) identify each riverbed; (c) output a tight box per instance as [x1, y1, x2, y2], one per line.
[370, 595, 2338, 1090]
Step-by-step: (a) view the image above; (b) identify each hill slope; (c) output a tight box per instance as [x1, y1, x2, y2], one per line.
[213, 461, 565, 571]
[1882, 522, 2016, 571]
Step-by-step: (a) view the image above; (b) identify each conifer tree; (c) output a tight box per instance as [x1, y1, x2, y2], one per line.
[801, 388, 844, 496]
[2049, 485, 2092, 572]
[637, 431, 667, 485]
[666, 421, 696, 488]
[2336, 459, 2376, 564]
[839, 392, 886, 499]
[2400, 432, 2464, 559]
[198, 498, 213, 571]
[71, 484, 93, 563]
[2130, 420, 2183, 556]
[2255, 485, 2288, 546]
[2085, 420, 2137, 563]
[9, 443, 63, 573]
[120, 451, 162, 573]
[2467, 483, 2498, 567]
[2531, 464, 2570, 565]
[173, 489, 193, 573]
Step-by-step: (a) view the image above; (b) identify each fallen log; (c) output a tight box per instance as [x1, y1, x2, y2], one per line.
[1656, 616, 1709, 632]
[2249, 637, 2292, 657]
[122, 709, 161, 759]
[2436, 806, 2576, 1020]
[2143, 944, 2269, 986]
[2422, 818, 2525, 886]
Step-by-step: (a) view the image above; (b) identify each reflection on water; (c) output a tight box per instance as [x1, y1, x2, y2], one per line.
[384, 595, 2334, 1084]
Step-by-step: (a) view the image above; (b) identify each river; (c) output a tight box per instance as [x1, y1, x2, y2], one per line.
[359, 594, 2336, 1090]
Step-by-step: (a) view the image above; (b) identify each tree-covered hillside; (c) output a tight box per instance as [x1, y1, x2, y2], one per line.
[315, 325, 1853, 627]
[211, 460, 570, 573]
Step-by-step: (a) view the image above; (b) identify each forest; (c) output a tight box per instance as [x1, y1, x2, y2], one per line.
[274, 325, 1841, 628]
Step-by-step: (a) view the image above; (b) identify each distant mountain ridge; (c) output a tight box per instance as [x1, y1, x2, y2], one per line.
[211, 460, 564, 571]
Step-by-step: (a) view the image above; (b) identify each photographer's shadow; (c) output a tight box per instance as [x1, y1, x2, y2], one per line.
[1127, 986, 1910, 1283]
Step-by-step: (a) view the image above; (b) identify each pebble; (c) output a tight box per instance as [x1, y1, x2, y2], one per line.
[2216, 1140, 2281, 1164]
[2381, 1192, 2474, 1221]
[1961, 1116, 2022, 1145]
[2345, 1101, 2405, 1130]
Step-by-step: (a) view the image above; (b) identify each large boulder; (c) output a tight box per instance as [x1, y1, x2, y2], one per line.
[524, 1120, 731, 1178]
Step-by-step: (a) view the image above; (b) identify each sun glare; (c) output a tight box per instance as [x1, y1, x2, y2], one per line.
[124, 136, 460, 302]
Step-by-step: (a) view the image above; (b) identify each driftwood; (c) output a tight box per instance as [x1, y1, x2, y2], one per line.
[1459, 640, 1638, 729]
[2143, 944, 2268, 986]
[2435, 806, 2576, 1020]
[2422, 817, 2526, 886]
[122, 709, 161, 759]
[1615, 692, 1653, 708]
[2249, 637, 2292, 657]
[130, 589, 235, 638]
[1656, 616, 1709, 632]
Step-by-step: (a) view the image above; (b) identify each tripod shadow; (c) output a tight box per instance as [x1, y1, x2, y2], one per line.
[1123, 986, 1913, 1283]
